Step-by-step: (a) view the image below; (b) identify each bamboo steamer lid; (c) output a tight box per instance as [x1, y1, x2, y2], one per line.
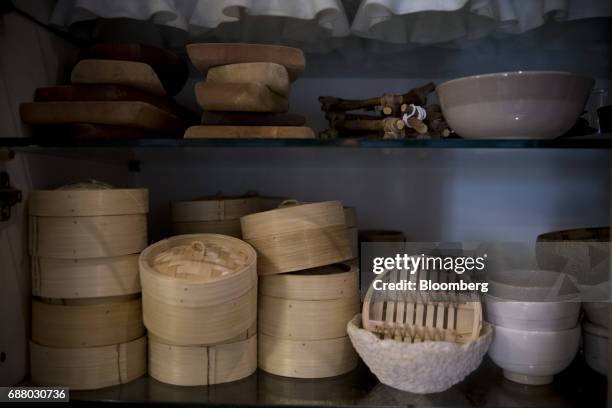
[247, 226, 353, 275]
[344, 207, 357, 228]
[241, 200, 346, 239]
[30, 336, 146, 390]
[140, 234, 257, 345]
[30, 214, 147, 258]
[259, 294, 359, 340]
[173, 219, 242, 238]
[259, 263, 358, 300]
[171, 194, 260, 222]
[148, 329, 257, 386]
[258, 334, 357, 378]
[29, 181, 148, 216]
[32, 254, 140, 298]
[32, 295, 144, 347]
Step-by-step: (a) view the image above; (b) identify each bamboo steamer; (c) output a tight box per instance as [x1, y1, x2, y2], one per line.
[259, 333, 357, 378]
[260, 263, 358, 301]
[30, 214, 147, 259]
[30, 336, 146, 390]
[140, 234, 257, 345]
[29, 182, 148, 216]
[344, 207, 357, 228]
[173, 219, 242, 237]
[148, 324, 257, 386]
[259, 294, 359, 340]
[344, 207, 358, 258]
[240, 200, 352, 275]
[32, 254, 140, 298]
[171, 194, 261, 237]
[31, 295, 144, 347]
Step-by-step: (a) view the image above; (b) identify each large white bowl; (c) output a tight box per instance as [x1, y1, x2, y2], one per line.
[488, 325, 580, 385]
[485, 294, 580, 331]
[583, 322, 608, 376]
[487, 269, 578, 301]
[437, 71, 594, 139]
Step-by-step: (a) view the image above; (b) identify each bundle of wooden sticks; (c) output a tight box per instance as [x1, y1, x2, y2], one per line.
[318, 83, 451, 139]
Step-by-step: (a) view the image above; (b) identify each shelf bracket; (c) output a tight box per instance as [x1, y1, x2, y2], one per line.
[0, 172, 22, 221]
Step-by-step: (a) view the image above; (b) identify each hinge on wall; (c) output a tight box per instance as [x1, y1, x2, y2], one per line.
[0, 172, 22, 221]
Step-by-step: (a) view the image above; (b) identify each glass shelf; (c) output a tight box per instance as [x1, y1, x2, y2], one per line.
[3, 135, 612, 150]
[69, 357, 605, 407]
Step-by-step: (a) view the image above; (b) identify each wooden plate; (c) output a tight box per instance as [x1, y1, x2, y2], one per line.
[78, 43, 188, 95]
[30, 336, 146, 390]
[195, 82, 288, 113]
[258, 334, 357, 379]
[185, 126, 315, 139]
[72, 59, 167, 96]
[187, 43, 305, 81]
[20, 101, 184, 132]
[207, 63, 290, 96]
[201, 111, 306, 127]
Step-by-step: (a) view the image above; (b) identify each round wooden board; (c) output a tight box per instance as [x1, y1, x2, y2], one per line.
[258, 334, 358, 379]
[259, 263, 358, 300]
[32, 297, 144, 347]
[207, 62, 290, 96]
[30, 214, 147, 259]
[149, 332, 257, 386]
[259, 294, 359, 340]
[32, 254, 140, 298]
[186, 43, 305, 81]
[30, 336, 147, 390]
[30, 187, 148, 216]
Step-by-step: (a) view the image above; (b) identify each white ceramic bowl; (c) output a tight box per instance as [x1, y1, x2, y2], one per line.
[583, 322, 608, 376]
[579, 283, 610, 328]
[488, 325, 580, 385]
[437, 71, 594, 139]
[485, 294, 580, 331]
[487, 269, 578, 301]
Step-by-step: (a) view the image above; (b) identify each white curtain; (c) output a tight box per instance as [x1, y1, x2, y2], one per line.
[351, 0, 612, 45]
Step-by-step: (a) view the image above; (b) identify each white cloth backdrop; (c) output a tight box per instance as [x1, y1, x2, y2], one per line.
[351, 0, 612, 45]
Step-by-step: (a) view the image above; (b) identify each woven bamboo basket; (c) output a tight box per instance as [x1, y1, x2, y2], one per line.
[258, 333, 357, 378]
[362, 268, 482, 344]
[30, 336, 147, 390]
[148, 322, 257, 386]
[259, 294, 359, 340]
[32, 295, 144, 347]
[32, 254, 140, 298]
[241, 200, 352, 275]
[140, 234, 257, 345]
[172, 194, 262, 238]
[30, 214, 147, 259]
[29, 182, 148, 216]
[259, 263, 358, 301]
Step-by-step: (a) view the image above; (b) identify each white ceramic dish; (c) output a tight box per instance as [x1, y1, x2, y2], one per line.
[579, 283, 610, 328]
[437, 71, 594, 139]
[487, 269, 578, 301]
[485, 294, 580, 331]
[583, 322, 608, 376]
[488, 324, 580, 385]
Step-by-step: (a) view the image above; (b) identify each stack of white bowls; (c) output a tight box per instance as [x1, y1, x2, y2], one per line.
[579, 282, 609, 376]
[485, 269, 581, 385]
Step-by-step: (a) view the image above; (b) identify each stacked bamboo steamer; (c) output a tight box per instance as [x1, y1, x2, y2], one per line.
[241, 200, 359, 378]
[29, 181, 148, 390]
[141, 234, 258, 386]
[184, 43, 315, 139]
[171, 193, 283, 238]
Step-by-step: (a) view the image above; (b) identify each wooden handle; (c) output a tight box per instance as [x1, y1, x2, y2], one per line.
[278, 199, 299, 207]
